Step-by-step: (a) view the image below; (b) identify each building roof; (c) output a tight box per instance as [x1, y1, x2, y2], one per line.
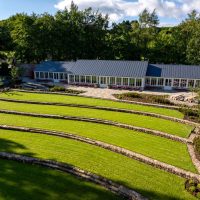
[70, 60, 148, 77]
[147, 64, 200, 79]
[35, 61, 75, 73]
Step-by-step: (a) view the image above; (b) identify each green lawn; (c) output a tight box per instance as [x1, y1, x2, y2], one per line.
[0, 101, 193, 137]
[0, 112, 196, 172]
[0, 159, 120, 200]
[0, 129, 195, 200]
[0, 91, 184, 118]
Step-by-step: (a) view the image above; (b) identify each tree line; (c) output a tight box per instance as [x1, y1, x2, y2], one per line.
[0, 2, 200, 65]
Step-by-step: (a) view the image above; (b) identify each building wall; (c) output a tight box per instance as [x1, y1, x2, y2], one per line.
[34, 71, 200, 90]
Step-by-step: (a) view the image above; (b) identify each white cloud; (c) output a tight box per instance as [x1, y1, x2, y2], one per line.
[54, 0, 200, 22]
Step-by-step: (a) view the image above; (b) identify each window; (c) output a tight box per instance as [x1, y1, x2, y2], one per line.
[35, 72, 39, 79]
[157, 78, 164, 86]
[49, 73, 53, 79]
[196, 80, 200, 88]
[100, 77, 106, 84]
[69, 75, 74, 83]
[54, 73, 59, 80]
[75, 75, 80, 82]
[60, 73, 64, 80]
[64, 73, 68, 80]
[136, 79, 142, 87]
[188, 80, 194, 88]
[180, 79, 187, 87]
[150, 78, 157, 86]
[116, 78, 122, 85]
[92, 76, 97, 83]
[173, 79, 180, 87]
[129, 78, 135, 86]
[80, 76, 85, 83]
[110, 77, 116, 85]
[86, 76, 91, 83]
[145, 78, 150, 85]
[122, 78, 129, 86]
[44, 72, 48, 79]
[40, 72, 44, 79]
[165, 79, 172, 86]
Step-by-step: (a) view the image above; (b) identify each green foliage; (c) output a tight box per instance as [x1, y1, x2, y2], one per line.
[115, 92, 174, 106]
[1, 3, 200, 64]
[189, 186, 196, 193]
[49, 85, 84, 94]
[50, 85, 66, 92]
[10, 66, 23, 85]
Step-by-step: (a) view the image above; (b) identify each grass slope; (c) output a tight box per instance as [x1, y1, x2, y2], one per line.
[0, 91, 184, 118]
[0, 159, 120, 200]
[0, 101, 193, 137]
[0, 129, 195, 200]
[0, 112, 196, 172]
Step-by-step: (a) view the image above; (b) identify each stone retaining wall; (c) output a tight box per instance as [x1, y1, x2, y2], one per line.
[11, 89, 180, 110]
[187, 128, 200, 173]
[0, 109, 189, 144]
[0, 152, 147, 200]
[0, 97, 198, 127]
[0, 124, 199, 181]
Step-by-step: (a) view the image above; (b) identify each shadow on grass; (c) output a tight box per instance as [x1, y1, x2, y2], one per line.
[0, 138, 192, 200]
[0, 138, 120, 200]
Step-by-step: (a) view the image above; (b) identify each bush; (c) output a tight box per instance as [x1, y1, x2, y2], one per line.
[50, 86, 66, 92]
[188, 186, 196, 193]
[197, 192, 200, 199]
[185, 179, 199, 197]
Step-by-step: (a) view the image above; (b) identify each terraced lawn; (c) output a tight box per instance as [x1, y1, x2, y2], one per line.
[0, 159, 119, 200]
[0, 91, 184, 118]
[0, 101, 193, 137]
[0, 129, 195, 200]
[0, 113, 196, 172]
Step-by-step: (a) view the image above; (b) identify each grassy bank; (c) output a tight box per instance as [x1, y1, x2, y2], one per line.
[0, 112, 196, 172]
[0, 100, 193, 137]
[0, 129, 195, 200]
[0, 159, 120, 200]
[0, 91, 184, 118]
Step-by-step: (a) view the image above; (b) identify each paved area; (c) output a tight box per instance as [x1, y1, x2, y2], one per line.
[67, 85, 197, 105]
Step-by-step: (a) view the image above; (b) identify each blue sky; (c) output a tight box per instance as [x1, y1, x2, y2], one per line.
[0, 0, 200, 26]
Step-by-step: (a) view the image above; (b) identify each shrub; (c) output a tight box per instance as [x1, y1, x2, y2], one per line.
[188, 186, 196, 193]
[50, 86, 66, 92]
[197, 192, 200, 199]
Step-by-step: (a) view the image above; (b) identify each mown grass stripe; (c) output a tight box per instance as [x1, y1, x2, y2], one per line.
[0, 158, 121, 200]
[0, 91, 184, 118]
[0, 112, 196, 172]
[0, 129, 196, 200]
[0, 124, 199, 179]
[0, 100, 193, 137]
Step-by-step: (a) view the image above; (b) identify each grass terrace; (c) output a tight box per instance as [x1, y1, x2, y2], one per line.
[0, 159, 120, 200]
[0, 100, 193, 137]
[0, 129, 196, 200]
[0, 113, 196, 172]
[0, 91, 184, 118]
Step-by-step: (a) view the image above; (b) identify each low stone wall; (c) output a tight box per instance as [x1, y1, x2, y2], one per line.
[187, 128, 200, 173]
[11, 89, 180, 110]
[0, 124, 199, 181]
[0, 152, 147, 200]
[0, 97, 198, 127]
[0, 109, 189, 144]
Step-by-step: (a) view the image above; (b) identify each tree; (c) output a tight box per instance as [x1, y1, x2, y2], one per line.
[10, 66, 23, 85]
[186, 25, 200, 64]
